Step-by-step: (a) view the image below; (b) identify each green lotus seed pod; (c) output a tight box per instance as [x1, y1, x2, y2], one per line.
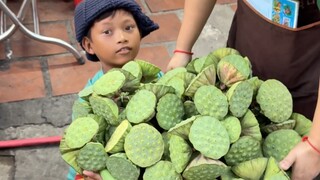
[169, 135, 192, 173]
[184, 64, 216, 97]
[247, 76, 263, 98]
[112, 68, 140, 92]
[220, 167, 243, 180]
[193, 56, 207, 74]
[231, 157, 268, 180]
[135, 59, 161, 83]
[156, 93, 184, 130]
[256, 79, 293, 123]
[263, 129, 301, 161]
[124, 123, 164, 167]
[87, 114, 107, 146]
[193, 54, 217, 74]
[182, 154, 229, 180]
[105, 125, 117, 143]
[183, 101, 199, 119]
[89, 95, 119, 125]
[240, 109, 262, 142]
[224, 136, 263, 166]
[93, 70, 126, 96]
[264, 156, 290, 180]
[122, 61, 142, 80]
[139, 83, 175, 100]
[186, 58, 197, 74]
[217, 54, 251, 88]
[166, 77, 185, 97]
[266, 172, 291, 180]
[59, 135, 82, 173]
[78, 86, 93, 102]
[226, 81, 253, 118]
[126, 90, 156, 124]
[76, 142, 107, 172]
[117, 108, 127, 122]
[157, 67, 187, 85]
[221, 116, 241, 143]
[189, 116, 230, 159]
[291, 112, 312, 136]
[106, 153, 140, 180]
[161, 132, 173, 161]
[143, 161, 182, 180]
[105, 120, 132, 154]
[72, 100, 92, 120]
[261, 119, 296, 134]
[205, 53, 220, 70]
[211, 47, 240, 61]
[168, 116, 197, 140]
[177, 72, 197, 89]
[194, 85, 228, 120]
[65, 117, 99, 149]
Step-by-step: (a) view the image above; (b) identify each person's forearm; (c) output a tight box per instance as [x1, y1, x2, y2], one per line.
[175, 0, 216, 52]
[308, 81, 320, 149]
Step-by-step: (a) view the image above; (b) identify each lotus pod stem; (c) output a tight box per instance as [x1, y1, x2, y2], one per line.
[100, 169, 116, 180]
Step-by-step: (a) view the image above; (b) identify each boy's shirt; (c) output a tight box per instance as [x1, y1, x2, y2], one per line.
[67, 68, 163, 180]
[86, 69, 104, 88]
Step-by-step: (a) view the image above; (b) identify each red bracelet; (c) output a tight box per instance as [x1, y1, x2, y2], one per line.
[174, 50, 194, 55]
[302, 136, 320, 155]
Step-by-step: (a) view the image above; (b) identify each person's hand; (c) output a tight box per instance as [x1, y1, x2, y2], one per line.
[166, 52, 192, 72]
[83, 170, 102, 180]
[279, 141, 320, 180]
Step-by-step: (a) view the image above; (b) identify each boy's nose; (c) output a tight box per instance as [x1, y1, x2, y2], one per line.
[117, 31, 128, 43]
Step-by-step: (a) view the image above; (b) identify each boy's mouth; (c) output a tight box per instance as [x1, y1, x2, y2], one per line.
[116, 47, 132, 54]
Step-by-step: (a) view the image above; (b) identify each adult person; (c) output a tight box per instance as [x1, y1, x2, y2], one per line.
[167, 0, 320, 179]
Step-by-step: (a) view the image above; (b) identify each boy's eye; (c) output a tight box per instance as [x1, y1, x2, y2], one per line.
[125, 25, 135, 31]
[103, 30, 112, 35]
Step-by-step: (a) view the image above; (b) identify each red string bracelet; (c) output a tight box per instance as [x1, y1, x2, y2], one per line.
[173, 50, 194, 55]
[302, 136, 320, 155]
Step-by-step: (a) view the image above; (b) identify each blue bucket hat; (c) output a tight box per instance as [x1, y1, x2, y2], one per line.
[74, 0, 159, 61]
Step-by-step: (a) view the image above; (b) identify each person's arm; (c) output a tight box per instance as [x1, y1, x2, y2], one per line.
[166, 0, 216, 71]
[308, 82, 320, 150]
[280, 80, 320, 179]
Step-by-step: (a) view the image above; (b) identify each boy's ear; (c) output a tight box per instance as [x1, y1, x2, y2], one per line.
[81, 37, 95, 55]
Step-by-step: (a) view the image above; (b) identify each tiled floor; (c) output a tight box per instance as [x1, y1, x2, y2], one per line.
[0, 0, 236, 103]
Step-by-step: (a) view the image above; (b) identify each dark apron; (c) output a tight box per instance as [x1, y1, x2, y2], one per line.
[227, 0, 320, 120]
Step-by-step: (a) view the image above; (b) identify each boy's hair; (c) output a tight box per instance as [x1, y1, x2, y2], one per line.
[74, 0, 159, 62]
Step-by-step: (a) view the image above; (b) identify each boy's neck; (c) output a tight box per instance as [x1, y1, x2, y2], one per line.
[101, 64, 117, 73]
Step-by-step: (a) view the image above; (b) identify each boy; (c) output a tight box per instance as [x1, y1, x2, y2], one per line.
[68, 0, 159, 179]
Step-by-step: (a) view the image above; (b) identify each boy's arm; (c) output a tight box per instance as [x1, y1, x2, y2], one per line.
[167, 0, 217, 71]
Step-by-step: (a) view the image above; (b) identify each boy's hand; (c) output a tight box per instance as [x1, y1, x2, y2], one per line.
[166, 53, 192, 72]
[83, 170, 102, 180]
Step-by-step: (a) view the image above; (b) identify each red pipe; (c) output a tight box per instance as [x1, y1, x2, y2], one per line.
[0, 136, 61, 149]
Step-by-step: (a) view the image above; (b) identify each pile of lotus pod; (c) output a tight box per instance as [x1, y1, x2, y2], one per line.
[60, 48, 313, 180]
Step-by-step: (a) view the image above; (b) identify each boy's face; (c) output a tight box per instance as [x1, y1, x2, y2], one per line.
[83, 9, 141, 71]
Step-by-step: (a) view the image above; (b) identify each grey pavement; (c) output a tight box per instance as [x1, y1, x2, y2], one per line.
[0, 4, 235, 179]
